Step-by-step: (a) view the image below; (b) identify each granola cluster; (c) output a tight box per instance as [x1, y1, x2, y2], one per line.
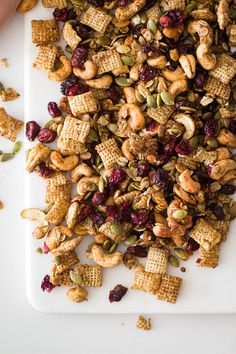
[22, 0, 236, 305]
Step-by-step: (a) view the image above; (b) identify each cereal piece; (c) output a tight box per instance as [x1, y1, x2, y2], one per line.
[136, 316, 151, 331]
[50, 267, 73, 286]
[177, 155, 197, 170]
[42, 0, 68, 8]
[1, 88, 20, 102]
[0, 108, 23, 141]
[115, 0, 146, 21]
[63, 22, 81, 50]
[51, 236, 83, 256]
[99, 221, 132, 242]
[156, 274, 183, 304]
[96, 138, 122, 169]
[217, 0, 229, 30]
[46, 171, 67, 189]
[59, 116, 90, 143]
[45, 181, 72, 203]
[209, 54, 236, 85]
[192, 147, 217, 165]
[31, 19, 60, 44]
[115, 191, 140, 206]
[92, 50, 122, 75]
[68, 92, 97, 116]
[54, 251, 79, 273]
[219, 106, 236, 119]
[91, 88, 107, 100]
[74, 264, 103, 287]
[33, 45, 59, 71]
[147, 106, 175, 125]
[204, 77, 231, 101]
[228, 24, 236, 46]
[189, 218, 221, 250]
[45, 198, 70, 225]
[81, 6, 112, 33]
[145, 247, 169, 275]
[207, 219, 230, 242]
[145, 3, 160, 18]
[132, 268, 161, 295]
[165, 0, 185, 10]
[197, 245, 220, 268]
[26, 144, 50, 172]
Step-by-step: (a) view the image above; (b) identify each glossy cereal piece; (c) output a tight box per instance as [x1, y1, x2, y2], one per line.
[209, 54, 236, 85]
[45, 198, 70, 225]
[74, 264, 103, 287]
[92, 50, 122, 75]
[156, 274, 183, 304]
[165, 0, 185, 10]
[63, 22, 81, 50]
[95, 138, 122, 169]
[68, 92, 97, 116]
[26, 144, 50, 173]
[33, 44, 59, 71]
[42, 0, 68, 9]
[177, 155, 197, 170]
[132, 268, 161, 295]
[145, 3, 161, 18]
[204, 77, 231, 101]
[99, 221, 132, 242]
[197, 244, 220, 268]
[0, 107, 23, 142]
[145, 247, 169, 275]
[58, 116, 90, 144]
[189, 218, 221, 251]
[31, 19, 60, 44]
[206, 219, 230, 242]
[81, 6, 112, 33]
[228, 24, 236, 46]
[147, 106, 175, 125]
[50, 267, 73, 286]
[45, 180, 72, 203]
[219, 107, 236, 119]
[91, 88, 107, 100]
[54, 251, 79, 274]
[46, 171, 67, 188]
[51, 236, 83, 256]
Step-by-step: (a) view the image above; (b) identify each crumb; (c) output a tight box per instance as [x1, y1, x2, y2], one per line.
[0, 58, 9, 68]
[1, 88, 20, 102]
[181, 267, 186, 272]
[136, 316, 151, 331]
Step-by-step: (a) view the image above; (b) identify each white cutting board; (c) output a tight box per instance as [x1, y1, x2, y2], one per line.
[24, 4, 236, 313]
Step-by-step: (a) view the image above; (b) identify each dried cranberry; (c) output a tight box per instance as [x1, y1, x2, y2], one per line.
[67, 83, 89, 96]
[164, 136, 179, 154]
[91, 212, 105, 226]
[142, 0, 156, 11]
[132, 24, 145, 39]
[38, 128, 57, 144]
[38, 162, 55, 178]
[165, 10, 184, 25]
[151, 168, 170, 189]
[145, 219, 154, 229]
[76, 22, 91, 38]
[131, 211, 149, 225]
[229, 120, 236, 135]
[141, 44, 155, 54]
[159, 15, 174, 27]
[92, 191, 107, 205]
[167, 59, 178, 70]
[221, 184, 236, 195]
[178, 43, 195, 54]
[106, 85, 121, 103]
[204, 119, 218, 137]
[106, 205, 118, 220]
[71, 47, 88, 68]
[194, 169, 212, 185]
[175, 140, 193, 156]
[109, 284, 128, 302]
[87, 0, 104, 6]
[109, 167, 126, 185]
[139, 65, 157, 81]
[146, 120, 158, 132]
[43, 242, 49, 254]
[53, 8, 68, 22]
[208, 201, 225, 220]
[127, 245, 148, 258]
[106, 202, 130, 222]
[26, 121, 41, 141]
[137, 163, 151, 177]
[118, 0, 131, 6]
[41, 274, 56, 293]
[78, 205, 92, 222]
[194, 72, 206, 88]
[176, 100, 195, 109]
[60, 77, 78, 95]
[186, 237, 199, 252]
[47, 102, 62, 118]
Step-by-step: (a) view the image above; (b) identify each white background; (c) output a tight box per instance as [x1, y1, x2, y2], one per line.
[0, 12, 236, 354]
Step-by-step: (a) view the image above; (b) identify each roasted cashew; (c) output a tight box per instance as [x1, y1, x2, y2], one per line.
[77, 176, 99, 196]
[173, 184, 197, 205]
[71, 163, 93, 183]
[196, 43, 216, 70]
[217, 0, 229, 30]
[179, 54, 196, 79]
[85, 75, 113, 89]
[50, 151, 79, 171]
[26, 144, 50, 173]
[21, 208, 48, 226]
[67, 286, 88, 303]
[147, 56, 167, 69]
[190, 9, 216, 22]
[48, 56, 72, 82]
[167, 219, 186, 246]
[32, 225, 49, 239]
[174, 113, 195, 139]
[163, 24, 184, 39]
[217, 128, 236, 148]
[118, 103, 145, 131]
[209, 159, 236, 180]
[17, 0, 38, 13]
[123, 87, 139, 105]
[73, 60, 97, 80]
[121, 139, 135, 161]
[179, 169, 201, 194]
[45, 226, 73, 251]
[219, 169, 236, 184]
[162, 67, 186, 82]
[91, 244, 123, 268]
[66, 202, 80, 229]
[168, 79, 188, 97]
[153, 223, 172, 237]
[115, 0, 146, 21]
[216, 147, 231, 161]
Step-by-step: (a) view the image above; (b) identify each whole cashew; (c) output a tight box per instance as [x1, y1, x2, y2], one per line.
[48, 56, 72, 82]
[153, 223, 172, 237]
[17, 0, 38, 13]
[168, 79, 188, 97]
[209, 159, 236, 180]
[121, 139, 135, 161]
[179, 54, 196, 79]
[71, 163, 93, 183]
[167, 218, 186, 246]
[163, 24, 184, 39]
[118, 103, 145, 131]
[190, 9, 216, 22]
[217, 128, 236, 148]
[50, 151, 79, 171]
[173, 184, 197, 205]
[45, 226, 73, 251]
[162, 67, 186, 82]
[219, 169, 236, 184]
[85, 74, 113, 89]
[66, 202, 80, 229]
[73, 60, 97, 80]
[147, 56, 167, 69]
[77, 176, 99, 196]
[196, 43, 216, 70]
[179, 169, 201, 194]
[91, 244, 123, 268]
[123, 87, 139, 104]
[217, 0, 229, 30]
[32, 225, 49, 239]
[175, 113, 195, 139]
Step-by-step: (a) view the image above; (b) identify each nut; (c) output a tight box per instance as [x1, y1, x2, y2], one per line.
[91, 244, 123, 268]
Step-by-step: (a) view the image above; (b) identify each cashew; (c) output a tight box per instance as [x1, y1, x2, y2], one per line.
[77, 176, 99, 196]
[168, 79, 188, 97]
[32, 226, 49, 239]
[190, 9, 216, 22]
[209, 159, 236, 180]
[179, 169, 201, 194]
[50, 151, 79, 171]
[152, 223, 172, 237]
[162, 67, 186, 82]
[66, 202, 80, 229]
[196, 43, 216, 70]
[219, 169, 236, 184]
[17, 0, 38, 13]
[173, 184, 197, 205]
[216, 147, 231, 161]
[163, 24, 184, 39]
[157, 77, 168, 93]
[179, 54, 196, 79]
[217, 128, 236, 148]
[48, 56, 72, 82]
[71, 163, 93, 183]
[167, 219, 186, 246]
[45, 226, 73, 251]
[95, 233, 108, 244]
[85, 75, 113, 89]
[147, 56, 167, 69]
[129, 63, 141, 81]
[91, 244, 123, 268]
[217, 0, 229, 30]
[21, 208, 48, 226]
[175, 113, 195, 139]
[121, 139, 135, 161]
[67, 286, 88, 303]
[26, 144, 50, 173]
[112, 65, 129, 76]
[73, 60, 97, 80]
[123, 87, 139, 104]
[115, 0, 146, 21]
[118, 103, 145, 131]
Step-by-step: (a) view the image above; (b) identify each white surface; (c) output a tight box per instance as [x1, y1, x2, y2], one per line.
[25, 4, 236, 314]
[0, 8, 236, 354]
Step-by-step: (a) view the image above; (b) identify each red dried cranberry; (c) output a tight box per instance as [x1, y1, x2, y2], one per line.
[194, 169, 212, 185]
[71, 47, 88, 68]
[106, 85, 121, 103]
[127, 245, 148, 257]
[165, 10, 184, 25]
[53, 8, 68, 22]
[221, 184, 236, 195]
[106, 202, 130, 222]
[87, 0, 104, 6]
[175, 140, 193, 156]
[92, 191, 107, 205]
[151, 168, 170, 189]
[194, 72, 206, 88]
[67, 83, 89, 96]
[91, 212, 105, 226]
[47, 102, 62, 118]
[26, 121, 41, 141]
[78, 205, 92, 222]
[132, 24, 145, 39]
[118, 0, 131, 6]
[208, 201, 225, 220]
[178, 43, 195, 54]
[109, 167, 126, 185]
[43, 242, 49, 254]
[204, 119, 218, 137]
[38, 162, 55, 178]
[106, 205, 118, 220]
[176, 100, 195, 109]
[229, 120, 236, 135]
[41, 274, 56, 293]
[131, 211, 149, 225]
[60, 77, 78, 95]
[139, 65, 157, 81]
[141, 44, 155, 54]
[38, 128, 57, 144]
[137, 163, 151, 177]
[164, 136, 179, 154]
[145, 219, 154, 229]
[146, 120, 158, 132]
[186, 237, 199, 252]
[109, 284, 128, 302]
[159, 15, 174, 27]
[76, 22, 91, 38]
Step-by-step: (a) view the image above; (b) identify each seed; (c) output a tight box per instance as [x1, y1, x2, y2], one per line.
[96, 36, 111, 46]
[69, 270, 82, 284]
[109, 242, 118, 253]
[53, 256, 62, 265]
[88, 129, 98, 141]
[124, 234, 137, 246]
[12, 141, 22, 154]
[200, 96, 213, 106]
[168, 255, 180, 267]
[156, 93, 163, 107]
[207, 137, 218, 148]
[147, 95, 157, 108]
[117, 156, 128, 166]
[174, 248, 189, 261]
[184, 2, 197, 14]
[189, 136, 198, 148]
[107, 123, 118, 133]
[110, 223, 123, 235]
[103, 239, 112, 250]
[135, 90, 145, 103]
[148, 77, 158, 92]
[98, 177, 105, 192]
[35, 247, 43, 254]
[139, 12, 147, 23]
[172, 209, 188, 219]
[115, 77, 133, 87]
[121, 55, 134, 66]
[0, 153, 15, 162]
[116, 45, 130, 54]
[147, 19, 157, 33]
[161, 91, 175, 105]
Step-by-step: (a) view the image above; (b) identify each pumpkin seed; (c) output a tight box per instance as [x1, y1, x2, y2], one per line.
[12, 141, 22, 154]
[98, 177, 105, 192]
[103, 239, 112, 250]
[174, 248, 189, 261]
[148, 77, 158, 92]
[207, 137, 218, 148]
[0, 82, 4, 95]
[115, 77, 133, 87]
[117, 156, 128, 166]
[160, 91, 174, 105]
[172, 209, 188, 219]
[96, 36, 111, 46]
[88, 129, 98, 141]
[139, 12, 147, 23]
[147, 95, 157, 108]
[147, 19, 157, 33]
[35, 247, 43, 254]
[168, 255, 180, 267]
[110, 223, 123, 235]
[116, 45, 130, 54]
[107, 123, 118, 133]
[156, 10, 163, 18]
[53, 256, 62, 265]
[124, 234, 137, 246]
[121, 55, 134, 66]
[135, 90, 146, 103]
[185, 2, 197, 14]
[156, 93, 163, 107]
[200, 96, 213, 106]
[71, 0, 84, 5]
[189, 136, 198, 148]
[69, 270, 82, 284]
[0, 153, 15, 162]
[108, 242, 118, 253]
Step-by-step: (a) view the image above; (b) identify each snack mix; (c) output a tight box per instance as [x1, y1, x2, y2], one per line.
[21, 0, 236, 305]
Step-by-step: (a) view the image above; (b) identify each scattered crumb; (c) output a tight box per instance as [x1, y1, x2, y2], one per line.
[136, 316, 151, 331]
[0, 58, 9, 68]
[36, 247, 43, 254]
[1, 88, 20, 102]
[181, 267, 186, 272]
[0, 201, 4, 209]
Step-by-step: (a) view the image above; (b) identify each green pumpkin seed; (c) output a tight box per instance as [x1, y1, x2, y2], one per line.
[172, 209, 188, 219]
[107, 123, 118, 133]
[71, 0, 84, 5]
[110, 223, 123, 235]
[161, 91, 175, 105]
[65, 45, 73, 53]
[156, 10, 163, 19]
[67, 19, 77, 26]
[147, 19, 157, 33]
[88, 129, 98, 141]
[174, 248, 189, 261]
[53, 256, 62, 265]
[185, 2, 197, 14]
[168, 255, 180, 267]
[117, 156, 128, 166]
[189, 136, 198, 148]
[12, 141, 22, 154]
[69, 270, 82, 284]
[96, 36, 111, 46]
[156, 93, 163, 107]
[147, 95, 157, 108]
[0, 82, 4, 95]
[121, 55, 134, 66]
[98, 177, 105, 192]
[115, 77, 133, 87]
[135, 90, 145, 103]
[116, 45, 130, 54]
[124, 234, 137, 246]
[207, 137, 218, 148]
[0, 153, 15, 162]
[139, 12, 147, 23]
[148, 78, 158, 92]
[35, 247, 43, 254]
[159, 238, 174, 247]
[108, 242, 118, 253]
[103, 239, 112, 250]
[227, 203, 236, 220]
